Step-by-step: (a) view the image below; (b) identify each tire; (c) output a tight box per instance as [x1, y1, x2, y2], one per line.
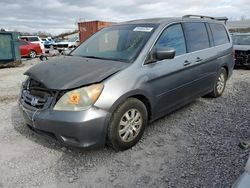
[108, 98, 148, 151]
[29, 50, 37, 58]
[39, 55, 48, 61]
[208, 67, 227, 98]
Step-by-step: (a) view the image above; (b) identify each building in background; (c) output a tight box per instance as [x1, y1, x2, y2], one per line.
[78, 21, 114, 42]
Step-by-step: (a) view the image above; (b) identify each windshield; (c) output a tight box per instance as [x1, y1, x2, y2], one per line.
[232, 35, 250, 45]
[71, 24, 157, 62]
[68, 36, 78, 42]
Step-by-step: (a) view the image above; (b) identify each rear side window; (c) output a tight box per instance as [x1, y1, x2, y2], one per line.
[209, 23, 229, 46]
[155, 24, 186, 56]
[183, 22, 210, 52]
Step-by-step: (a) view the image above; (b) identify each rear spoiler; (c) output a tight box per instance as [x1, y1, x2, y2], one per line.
[183, 15, 228, 24]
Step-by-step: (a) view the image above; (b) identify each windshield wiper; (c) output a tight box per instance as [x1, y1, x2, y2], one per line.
[79, 55, 128, 63]
[81, 55, 105, 60]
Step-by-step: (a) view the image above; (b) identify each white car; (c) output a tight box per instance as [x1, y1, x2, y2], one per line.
[54, 36, 79, 54]
[19, 36, 45, 51]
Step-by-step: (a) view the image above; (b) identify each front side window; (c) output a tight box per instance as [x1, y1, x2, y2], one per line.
[209, 23, 229, 46]
[183, 22, 210, 52]
[19, 37, 28, 41]
[71, 24, 158, 62]
[155, 24, 186, 56]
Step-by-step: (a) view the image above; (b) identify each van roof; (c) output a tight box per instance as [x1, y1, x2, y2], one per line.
[120, 16, 227, 25]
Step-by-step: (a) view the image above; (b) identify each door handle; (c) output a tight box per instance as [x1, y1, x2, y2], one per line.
[183, 60, 191, 66]
[195, 57, 203, 62]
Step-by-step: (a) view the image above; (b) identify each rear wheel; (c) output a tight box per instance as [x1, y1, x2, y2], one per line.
[208, 67, 227, 98]
[29, 50, 37, 58]
[108, 98, 148, 151]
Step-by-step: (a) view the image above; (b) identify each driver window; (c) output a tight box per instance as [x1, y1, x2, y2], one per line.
[155, 24, 186, 56]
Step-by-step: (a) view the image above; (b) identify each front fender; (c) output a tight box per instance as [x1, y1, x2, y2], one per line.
[106, 89, 153, 114]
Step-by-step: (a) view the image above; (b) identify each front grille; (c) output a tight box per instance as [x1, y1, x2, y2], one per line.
[20, 78, 55, 110]
[56, 44, 68, 48]
[235, 50, 250, 65]
[22, 91, 47, 109]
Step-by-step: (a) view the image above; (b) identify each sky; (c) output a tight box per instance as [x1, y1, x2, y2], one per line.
[0, 0, 249, 35]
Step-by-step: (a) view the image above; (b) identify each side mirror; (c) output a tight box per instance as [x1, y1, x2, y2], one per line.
[145, 47, 176, 64]
[154, 47, 175, 60]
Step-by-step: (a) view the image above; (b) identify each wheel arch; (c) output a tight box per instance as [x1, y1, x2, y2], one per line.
[221, 65, 229, 79]
[108, 91, 153, 121]
[29, 49, 37, 55]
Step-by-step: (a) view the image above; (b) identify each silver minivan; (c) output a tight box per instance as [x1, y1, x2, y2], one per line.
[19, 15, 234, 151]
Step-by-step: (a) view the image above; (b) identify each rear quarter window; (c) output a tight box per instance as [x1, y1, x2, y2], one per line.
[209, 23, 229, 46]
[183, 22, 210, 52]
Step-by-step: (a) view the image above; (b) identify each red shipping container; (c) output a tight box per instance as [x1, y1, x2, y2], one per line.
[78, 21, 114, 42]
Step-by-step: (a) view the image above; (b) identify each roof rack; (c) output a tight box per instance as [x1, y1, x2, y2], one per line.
[182, 15, 228, 24]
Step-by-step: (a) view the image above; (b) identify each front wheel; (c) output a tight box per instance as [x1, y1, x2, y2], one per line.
[208, 67, 227, 98]
[108, 98, 148, 151]
[29, 50, 37, 58]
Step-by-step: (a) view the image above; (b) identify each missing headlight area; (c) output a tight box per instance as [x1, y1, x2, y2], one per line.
[20, 78, 55, 110]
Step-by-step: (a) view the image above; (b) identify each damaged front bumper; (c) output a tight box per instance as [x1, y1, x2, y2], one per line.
[235, 50, 250, 67]
[19, 96, 111, 149]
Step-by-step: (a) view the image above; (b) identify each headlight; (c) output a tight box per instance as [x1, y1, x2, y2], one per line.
[53, 83, 103, 111]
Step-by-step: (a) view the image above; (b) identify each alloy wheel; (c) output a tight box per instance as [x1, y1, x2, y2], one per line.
[118, 109, 142, 142]
[217, 73, 225, 94]
[29, 51, 36, 58]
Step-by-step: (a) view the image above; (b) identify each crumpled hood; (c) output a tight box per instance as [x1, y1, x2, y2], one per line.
[234, 45, 250, 51]
[24, 56, 128, 90]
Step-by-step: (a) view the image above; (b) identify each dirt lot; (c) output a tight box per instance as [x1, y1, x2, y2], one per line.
[0, 59, 249, 188]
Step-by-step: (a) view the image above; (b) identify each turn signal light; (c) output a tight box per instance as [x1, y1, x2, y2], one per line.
[69, 91, 80, 105]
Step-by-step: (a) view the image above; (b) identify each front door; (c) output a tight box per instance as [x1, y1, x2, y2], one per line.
[19, 40, 29, 57]
[144, 23, 199, 118]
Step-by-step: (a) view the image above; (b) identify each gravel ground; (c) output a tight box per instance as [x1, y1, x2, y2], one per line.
[0, 59, 249, 188]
